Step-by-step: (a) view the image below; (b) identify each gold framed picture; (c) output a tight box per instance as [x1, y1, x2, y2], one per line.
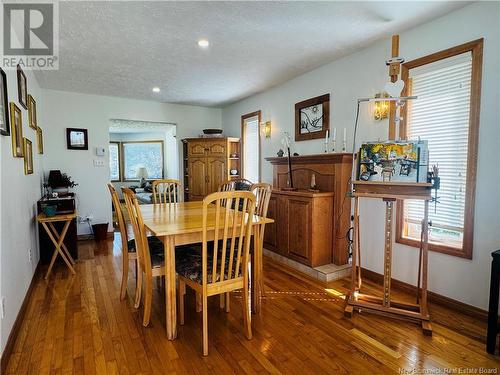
[24, 138, 33, 175]
[36, 126, 43, 154]
[10, 102, 24, 157]
[28, 94, 37, 130]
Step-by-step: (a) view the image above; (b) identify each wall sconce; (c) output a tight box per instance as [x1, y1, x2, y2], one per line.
[373, 92, 390, 120]
[262, 121, 272, 138]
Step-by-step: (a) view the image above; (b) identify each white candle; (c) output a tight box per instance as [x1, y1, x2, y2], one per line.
[343, 128, 347, 142]
[325, 130, 329, 142]
[332, 128, 336, 141]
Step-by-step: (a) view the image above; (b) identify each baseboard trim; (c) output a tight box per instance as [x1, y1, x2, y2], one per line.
[1, 261, 41, 374]
[77, 231, 114, 241]
[361, 267, 488, 320]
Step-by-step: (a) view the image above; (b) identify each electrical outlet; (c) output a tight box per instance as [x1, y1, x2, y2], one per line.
[93, 159, 105, 167]
[86, 214, 94, 222]
[1, 297, 5, 319]
[28, 249, 32, 263]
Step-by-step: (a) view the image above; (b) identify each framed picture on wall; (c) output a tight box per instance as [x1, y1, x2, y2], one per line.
[0, 68, 9, 136]
[66, 128, 88, 150]
[17, 65, 28, 109]
[28, 94, 37, 130]
[294, 93, 330, 141]
[36, 126, 44, 154]
[10, 102, 24, 157]
[24, 138, 33, 175]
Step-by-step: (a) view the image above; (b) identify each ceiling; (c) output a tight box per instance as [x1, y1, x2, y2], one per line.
[35, 1, 470, 107]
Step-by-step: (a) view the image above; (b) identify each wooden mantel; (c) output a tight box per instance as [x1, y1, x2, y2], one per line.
[265, 153, 353, 265]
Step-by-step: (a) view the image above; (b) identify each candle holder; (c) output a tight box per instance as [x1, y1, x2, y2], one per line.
[324, 140, 328, 153]
[342, 140, 346, 152]
[332, 140, 336, 153]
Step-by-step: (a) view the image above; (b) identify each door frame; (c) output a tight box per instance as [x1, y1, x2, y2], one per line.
[241, 110, 262, 183]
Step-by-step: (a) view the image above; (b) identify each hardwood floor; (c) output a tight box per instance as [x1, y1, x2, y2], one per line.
[4, 234, 500, 374]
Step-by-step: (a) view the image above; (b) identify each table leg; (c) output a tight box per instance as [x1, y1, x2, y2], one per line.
[164, 235, 177, 340]
[43, 220, 75, 279]
[48, 222, 76, 265]
[252, 225, 262, 314]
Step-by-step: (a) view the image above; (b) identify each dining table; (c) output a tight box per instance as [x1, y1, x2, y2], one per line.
[140, 201, 274, 340]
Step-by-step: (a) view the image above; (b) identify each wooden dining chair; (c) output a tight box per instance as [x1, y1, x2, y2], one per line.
[122, 187, 166, 326]
[176, 191, 256, 356]
[218, 180, 234, 192]
[108, 183, 138, 300]
[152, 179, 181, 204]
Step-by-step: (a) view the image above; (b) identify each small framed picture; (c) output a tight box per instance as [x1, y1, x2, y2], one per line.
[28, 94, 37, 130]
[0, 68, 9, 136]
[36, 126, 43, 154]
[66, 128, 88, 150]
[295, 93, 330, 142]
[24, 138, 33, 175]
[10, 102, 24, 157]
[17, 65, 28, 109]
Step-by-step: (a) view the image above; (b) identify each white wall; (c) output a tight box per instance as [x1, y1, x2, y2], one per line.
[41, 89, 221, 234]
[0, 68, 44, 353]
[222, 2, 500, 310]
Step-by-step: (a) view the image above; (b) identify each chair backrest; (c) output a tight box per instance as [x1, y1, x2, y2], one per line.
[107, 183, 128, 254]
[232, 178, 253, 191]
[218, 180, 234, 192]
[250, 183, 272, 218]
[152, 179, 181, 204]
[122, 188, 151, 274]
[202, 191, 256, 286]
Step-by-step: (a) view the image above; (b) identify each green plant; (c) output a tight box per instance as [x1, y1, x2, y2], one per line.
[44, 173, 78, 189]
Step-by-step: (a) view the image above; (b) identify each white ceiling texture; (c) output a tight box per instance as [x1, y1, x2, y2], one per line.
[35, 1, 470, 107]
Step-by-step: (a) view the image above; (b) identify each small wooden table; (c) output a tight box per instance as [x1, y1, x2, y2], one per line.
[37, 211, 78, 279]
[140, 201, 274, 340]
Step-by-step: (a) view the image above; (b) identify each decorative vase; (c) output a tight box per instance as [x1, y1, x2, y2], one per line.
[53, 187, 69, 196]
[230, 169, 238, 175]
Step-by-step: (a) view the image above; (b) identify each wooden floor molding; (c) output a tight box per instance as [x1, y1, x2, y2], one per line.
[3, 238, 499, 374]
[361, 268, 489, 321]
[1, 262, 40, 374]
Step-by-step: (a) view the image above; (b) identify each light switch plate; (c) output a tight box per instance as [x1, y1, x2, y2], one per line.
[93, 159, 105, 167]
[96, 147, 106, 156]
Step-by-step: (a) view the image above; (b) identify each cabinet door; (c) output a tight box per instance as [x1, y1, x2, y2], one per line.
[206, 157, 226, 194]
[206, 141, 226, 157]
[188, 158, 207, 197]
[287, 197, 312, 265]
[263, 195, 278, 250]
[188, 141, 208, 157]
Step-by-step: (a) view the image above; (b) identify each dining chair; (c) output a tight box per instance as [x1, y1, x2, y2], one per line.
[152, 179, 181, 204]
[108, 184, 137, 300]
[122, 187, 167, 326]
[176, 190, 256, 356]
[218, 180, 234, 192]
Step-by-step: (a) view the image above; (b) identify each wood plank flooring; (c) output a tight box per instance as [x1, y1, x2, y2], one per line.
[5, 234, 500, 374]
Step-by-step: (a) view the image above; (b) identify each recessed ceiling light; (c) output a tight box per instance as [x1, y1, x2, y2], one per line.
[198, 39, 209, 48]
[152, 87, 160, 93]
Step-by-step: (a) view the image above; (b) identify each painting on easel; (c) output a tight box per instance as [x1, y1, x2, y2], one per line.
[357, 140, 428, 183]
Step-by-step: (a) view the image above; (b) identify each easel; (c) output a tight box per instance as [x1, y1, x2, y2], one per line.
[344, 182, 433, 335]
[343, 35, 433, 335]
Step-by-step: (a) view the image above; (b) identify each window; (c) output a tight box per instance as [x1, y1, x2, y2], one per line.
[241, 111, 261, 183]
[109, 142, 121, 181]
[396, 39, 483, 259]
[123, 141, 164, 180]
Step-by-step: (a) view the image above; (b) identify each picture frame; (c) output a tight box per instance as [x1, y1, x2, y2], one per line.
[28, 94, 37, 130]
[24, 138, 33, 175]
[10, 102, 24, 157]
[36, 126, 44, 154]
[0, 68, 9, 136]
[66, 128, 88, 150]
[17, 65, 28, 110]
[294, 93, 330, 141]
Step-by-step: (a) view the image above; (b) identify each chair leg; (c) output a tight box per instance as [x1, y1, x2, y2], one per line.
[179, 280, 185, 325]
[120, 255, 129, 301]
[225, 292, 230, 313]
[219, 294, 225, 310]
[134, 269, 142, 309]
[196, 292, 202, 313]
[143, 275, 153, 327]
[202, 294, 209, 356]
[242, 285, 252, 340]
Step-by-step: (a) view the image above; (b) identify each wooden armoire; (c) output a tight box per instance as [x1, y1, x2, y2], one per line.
[182, 137, 241, 201]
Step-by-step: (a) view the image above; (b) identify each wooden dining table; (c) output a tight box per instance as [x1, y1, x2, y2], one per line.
[140, 201, 274, 340]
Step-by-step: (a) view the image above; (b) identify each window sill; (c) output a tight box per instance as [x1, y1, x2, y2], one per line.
[395, 235, 472, 259]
